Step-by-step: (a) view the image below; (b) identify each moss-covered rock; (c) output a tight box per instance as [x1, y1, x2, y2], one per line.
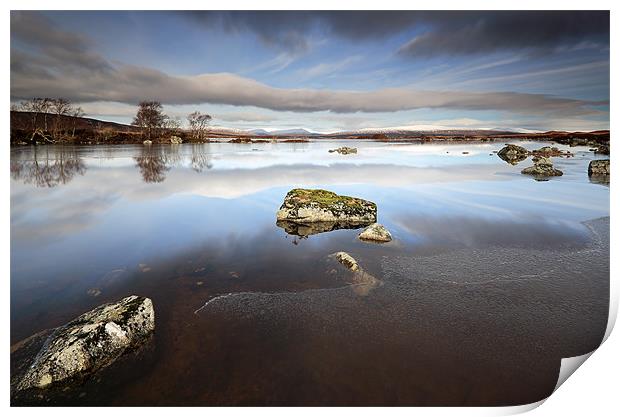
[276, 188, 377, 224]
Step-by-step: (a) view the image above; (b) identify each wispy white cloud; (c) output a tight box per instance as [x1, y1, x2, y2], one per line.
[296, 55, 362, 79]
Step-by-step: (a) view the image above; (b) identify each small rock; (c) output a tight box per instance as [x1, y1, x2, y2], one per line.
[328, 146, 357, 155]
[594, 145, 610, 155]
[358, 223, 392, 242]
[142, 140, 152, 145]
[169, 136, 183, 144]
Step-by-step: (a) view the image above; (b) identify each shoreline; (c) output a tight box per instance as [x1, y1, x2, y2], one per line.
[9, 135, 611, 147]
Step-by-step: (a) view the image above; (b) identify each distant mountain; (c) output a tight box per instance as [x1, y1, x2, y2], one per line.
[490, 127, 540, 134]
[249, 128, 319, 136]
[334, 127, 517, 137]
[205, 126, 254, 136]
[248, 129, 270, 135]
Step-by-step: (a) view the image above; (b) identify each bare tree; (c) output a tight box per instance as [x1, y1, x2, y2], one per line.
[50, 98, 71, 139]
[18, 98, 49, 132]
[13, 97, 87, 144]
[69, 106, 85, 137]
[187, 111, 212, 140]
[163, 115, 182, 136]
[17, 98, 55, 143]
[132, 101, 166, 140]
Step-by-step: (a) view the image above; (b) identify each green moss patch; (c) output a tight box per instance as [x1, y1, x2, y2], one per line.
[285, 188, 376, 209]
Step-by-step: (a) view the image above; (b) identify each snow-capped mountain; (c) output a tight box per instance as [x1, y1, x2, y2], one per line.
[249, 128, 319, 136]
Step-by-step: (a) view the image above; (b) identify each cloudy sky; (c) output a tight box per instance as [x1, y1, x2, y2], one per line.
[10, 10, 610, 132]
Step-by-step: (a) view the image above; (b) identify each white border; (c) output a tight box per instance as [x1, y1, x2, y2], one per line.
[2, 1, 617, 416]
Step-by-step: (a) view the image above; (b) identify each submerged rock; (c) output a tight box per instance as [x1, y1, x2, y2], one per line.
[334, 251, 359, 271]
[358, 223, 392, 242]
[521, 156, 563, 177]
[86, 288, 101, 297]
[330, 252, 381, 296]
[497, 144, 528, 165]
[276, 188, 377, 224]
[15, 296, 154, 392]
[328, 146, 357, 155]
[588, 160, 610, 176]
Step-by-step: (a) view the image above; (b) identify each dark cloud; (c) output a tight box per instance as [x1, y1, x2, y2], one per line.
[11, 11, 113, 73]
[181, 11, 609, 56]
[397, 11, 610, 57]
[10, 11, 607, 118]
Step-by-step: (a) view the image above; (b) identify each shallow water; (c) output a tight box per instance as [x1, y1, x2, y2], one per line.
[10, 140, 610, 405]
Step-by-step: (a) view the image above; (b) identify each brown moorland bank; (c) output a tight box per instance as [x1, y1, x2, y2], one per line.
[10, 111, 610, 146]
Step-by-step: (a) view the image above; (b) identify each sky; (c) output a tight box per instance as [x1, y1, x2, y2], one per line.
[10, 10, 610, 133]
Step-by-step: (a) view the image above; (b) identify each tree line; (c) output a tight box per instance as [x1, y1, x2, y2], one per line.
[12, 98, 85, 142]
[131, 101, 212, 141]
[12, 98, 213, 143]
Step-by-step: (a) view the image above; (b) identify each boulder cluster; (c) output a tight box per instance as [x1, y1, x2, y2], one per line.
[521, 156, 563, 177]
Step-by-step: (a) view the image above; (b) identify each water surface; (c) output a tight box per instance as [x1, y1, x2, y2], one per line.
[10, 140, 610, 405]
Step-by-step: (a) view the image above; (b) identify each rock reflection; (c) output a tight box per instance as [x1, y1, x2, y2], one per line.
[497, 152, 528, 165]
[276, 220, 371, 238]
[588, 175, 610, 187]
[10, 147, 86, 187]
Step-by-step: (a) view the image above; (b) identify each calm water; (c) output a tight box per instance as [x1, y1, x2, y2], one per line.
[10, 140, 610, 405]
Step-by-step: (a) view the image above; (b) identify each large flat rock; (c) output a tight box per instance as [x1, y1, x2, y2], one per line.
[276, 188, 377, 224]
